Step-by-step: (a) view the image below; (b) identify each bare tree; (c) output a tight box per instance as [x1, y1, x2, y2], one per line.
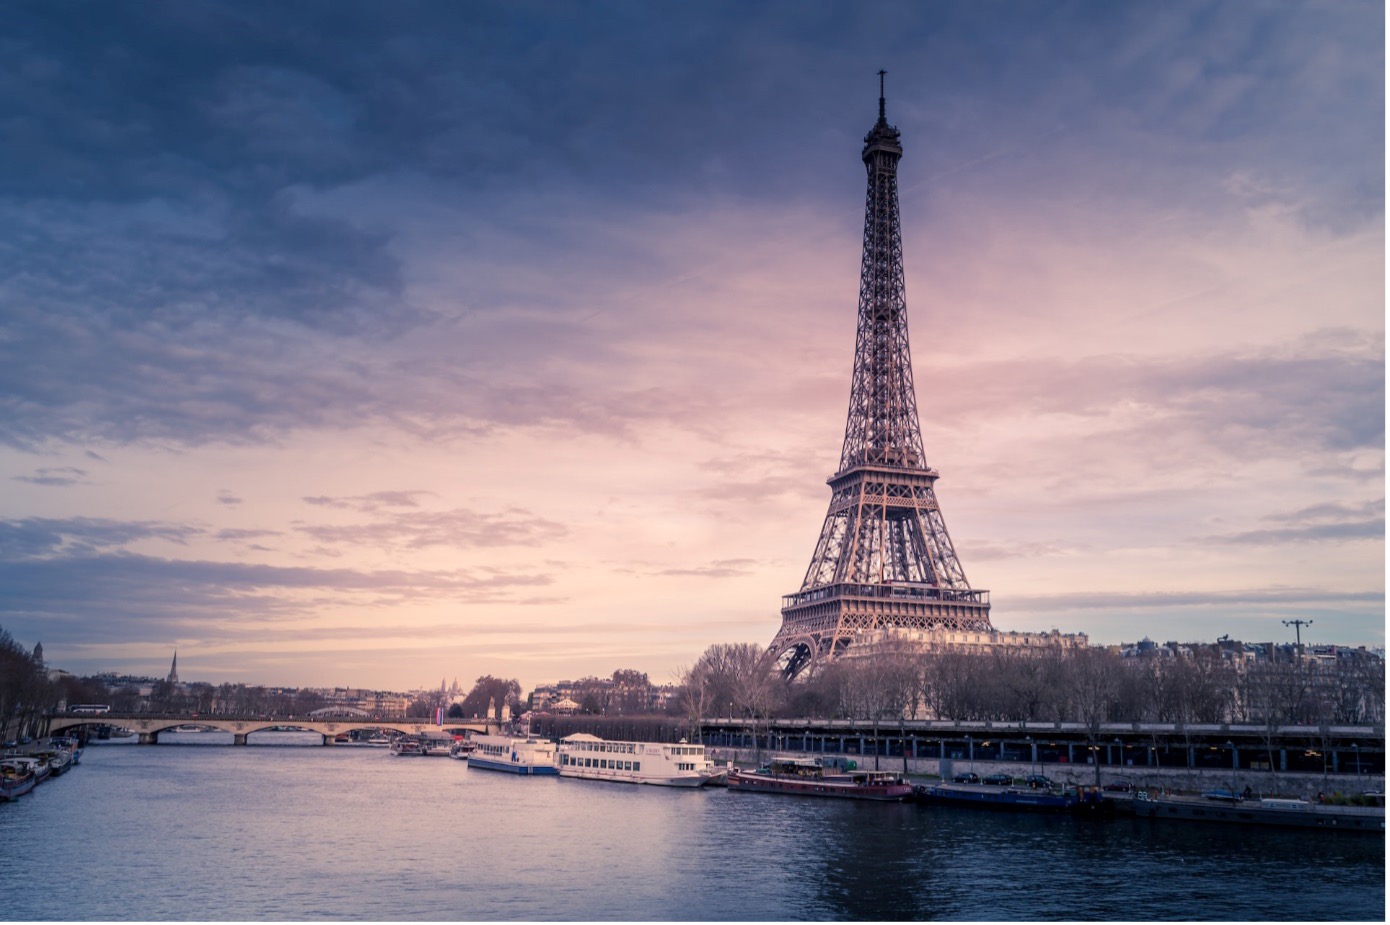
[1068, 648, 1121, 784]
[676, 662, 712, 745]
[0, 627, 50, 741]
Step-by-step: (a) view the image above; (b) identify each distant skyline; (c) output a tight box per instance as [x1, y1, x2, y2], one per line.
[2, 1, 1383, 691]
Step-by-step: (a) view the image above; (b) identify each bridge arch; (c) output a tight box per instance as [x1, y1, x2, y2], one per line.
[45, 713, 491, 745]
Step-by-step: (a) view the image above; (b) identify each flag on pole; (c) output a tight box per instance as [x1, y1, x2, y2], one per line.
[436, 706, 443, 726]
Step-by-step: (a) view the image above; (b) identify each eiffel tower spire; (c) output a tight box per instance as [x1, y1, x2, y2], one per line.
[768, 74, 992, 678]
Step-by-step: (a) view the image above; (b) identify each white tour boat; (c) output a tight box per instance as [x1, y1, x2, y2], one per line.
[558, 734, 719, 787]
[466, 734, 559, 775]
[388, 736, 426, 756]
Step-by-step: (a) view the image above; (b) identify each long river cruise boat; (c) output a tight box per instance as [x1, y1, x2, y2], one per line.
[466, 733, 559, 775]
[558, 734, 721, 787]
[729, 756, 913, 802]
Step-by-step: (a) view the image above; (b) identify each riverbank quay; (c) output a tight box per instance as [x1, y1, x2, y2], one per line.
[705, 746, 1383, 804]
[699, 717, 1383, 791]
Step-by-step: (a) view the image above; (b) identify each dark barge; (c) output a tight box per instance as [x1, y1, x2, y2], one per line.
[1131, 792, 1384, 833]
[914, 781, 1110, 812]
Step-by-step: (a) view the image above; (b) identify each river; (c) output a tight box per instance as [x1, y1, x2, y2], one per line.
[1, 733, 1383, 921]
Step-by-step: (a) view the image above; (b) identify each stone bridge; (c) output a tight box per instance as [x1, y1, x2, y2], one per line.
[46, 712, 492, 746]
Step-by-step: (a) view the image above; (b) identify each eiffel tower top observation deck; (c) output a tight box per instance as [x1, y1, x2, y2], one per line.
[768, 73, 993, 679]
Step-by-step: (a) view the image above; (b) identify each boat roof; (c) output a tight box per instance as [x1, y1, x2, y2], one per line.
[561, 733, 604, 742]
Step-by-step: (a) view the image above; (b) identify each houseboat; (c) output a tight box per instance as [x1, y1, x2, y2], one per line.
[388, 736, 426, 756]
[2, 757, 49, 787]
[558, 734, 719, 787]
[1133, 791, 1384, 832]
[466, 734, 559, 775]
[417, 733, 455, 756]
[916, 781, 1108, 812]
[0, 760, 37, 801]
[728, 756, 913, 801]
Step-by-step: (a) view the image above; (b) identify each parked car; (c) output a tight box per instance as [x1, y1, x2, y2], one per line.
[952, 772, 980, 784]
[1024, 774, 1053, 790]
[1103, 779, 1135, 792]
[982, 773, 1014, 786]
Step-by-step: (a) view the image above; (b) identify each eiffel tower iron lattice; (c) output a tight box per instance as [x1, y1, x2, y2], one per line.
[768, 73, 993, 679]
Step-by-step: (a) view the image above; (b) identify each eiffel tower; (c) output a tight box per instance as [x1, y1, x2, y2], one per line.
[768, 73, 993, 679]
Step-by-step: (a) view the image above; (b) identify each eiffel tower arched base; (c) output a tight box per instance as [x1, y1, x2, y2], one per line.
[770, 581, 993, 679]
[767, 631, 851, 680]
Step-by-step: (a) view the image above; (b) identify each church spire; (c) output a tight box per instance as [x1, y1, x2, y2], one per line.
[167, 650, 179, 686]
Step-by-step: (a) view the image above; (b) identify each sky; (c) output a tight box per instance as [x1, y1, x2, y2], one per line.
[1, 0, 1383, 693]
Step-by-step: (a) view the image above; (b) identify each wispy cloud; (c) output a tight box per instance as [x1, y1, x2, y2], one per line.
[294, 506, 568, 551]
[13, 467, 88, 486]
[654, 559, 759, 579]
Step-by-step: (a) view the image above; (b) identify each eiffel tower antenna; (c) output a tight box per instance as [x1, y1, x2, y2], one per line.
[768, 74, 993, 679]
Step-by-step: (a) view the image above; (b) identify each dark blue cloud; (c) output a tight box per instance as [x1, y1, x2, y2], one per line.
[0, 0, 1379, 452]
[0, 550, 557, 648]
[0, 516, 201, 559]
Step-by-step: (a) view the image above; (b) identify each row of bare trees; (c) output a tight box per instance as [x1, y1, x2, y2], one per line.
[1, 627, 50, 740]
[678, 641, 1385, 738]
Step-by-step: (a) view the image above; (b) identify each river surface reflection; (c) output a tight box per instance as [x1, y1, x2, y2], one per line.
[1, 733, 1382, 921]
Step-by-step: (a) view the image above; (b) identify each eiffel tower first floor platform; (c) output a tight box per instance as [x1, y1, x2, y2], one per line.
[768, 581, 992, 678]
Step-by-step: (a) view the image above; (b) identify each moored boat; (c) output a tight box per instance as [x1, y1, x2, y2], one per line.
[1133, 790, 1384, 832]
[0, 761, 37, 801]
[33, 748, 73, 777]
[467, 734, 559, 775]
[558, 734, 719, 787]
[420, 735, 453, 757]
[48, 737, 83, 765]
[2, 757, 49, 787]
[448, 739, 475, 760]
[728, 756, 913, 801]
[916, 781, 1108, 812]
[389, 736, 426, 756]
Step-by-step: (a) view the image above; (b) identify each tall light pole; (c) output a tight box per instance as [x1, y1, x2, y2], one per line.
[1283, 619, 1313, 654]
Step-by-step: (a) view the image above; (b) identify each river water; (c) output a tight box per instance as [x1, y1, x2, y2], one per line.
[2, 733, 1383, 921]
